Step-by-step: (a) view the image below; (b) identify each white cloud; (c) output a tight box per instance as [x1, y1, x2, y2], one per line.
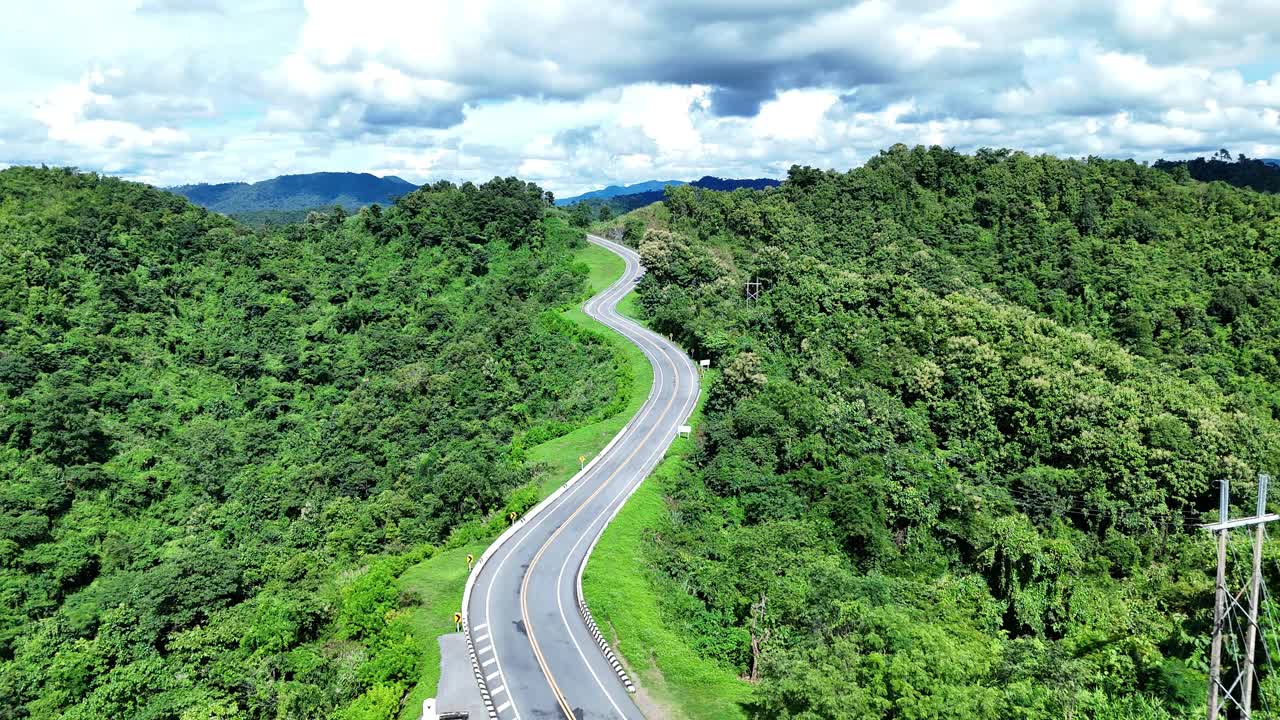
[753, 89, 839, 142]
[3, 0, 1280, 194]
[32, 69, 192, 151]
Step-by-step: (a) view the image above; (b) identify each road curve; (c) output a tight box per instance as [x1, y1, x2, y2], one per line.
[461, 233, 700, 720]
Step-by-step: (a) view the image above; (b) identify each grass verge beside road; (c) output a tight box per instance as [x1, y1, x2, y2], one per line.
[394, 236, 653, 716]
[582, 370, 754, 720]
[397, 542, 489, 719]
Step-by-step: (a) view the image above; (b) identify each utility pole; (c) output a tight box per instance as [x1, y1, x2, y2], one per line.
[1208, 478, 1229, 720]
[1242, 473, 1271, 715]
[1205, 473, 1278, 720]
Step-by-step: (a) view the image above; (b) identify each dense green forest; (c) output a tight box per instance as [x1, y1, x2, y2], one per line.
[224, 207, 319, 229]
[0, 167, 621, 719]
[623, 146, 1280, 718]
[1154, 149, 1280, 194]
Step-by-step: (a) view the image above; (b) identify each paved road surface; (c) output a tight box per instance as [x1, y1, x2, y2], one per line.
[436, 634, 488, 718]
[462, 234, 699, 719]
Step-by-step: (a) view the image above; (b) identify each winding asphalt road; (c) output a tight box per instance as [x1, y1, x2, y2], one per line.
[461, 234, 699, 719]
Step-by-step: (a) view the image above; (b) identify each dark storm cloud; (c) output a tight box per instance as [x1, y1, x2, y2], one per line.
[707, 87, 767, 117]
[281, 1, 1155, 139]
[276, 1, 936, 134]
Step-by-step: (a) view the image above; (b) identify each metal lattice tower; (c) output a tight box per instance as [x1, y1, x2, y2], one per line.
[1206, 474, 1277, 719]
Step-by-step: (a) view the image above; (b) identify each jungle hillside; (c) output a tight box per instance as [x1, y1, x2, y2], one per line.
[0, 167, 625, 719]
[609, 145, 1280, 719]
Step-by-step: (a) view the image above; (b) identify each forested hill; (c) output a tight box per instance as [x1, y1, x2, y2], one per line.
[626, 146, 1280, 718]
[1154, 150, 1280, 193]
[0, 167, 621, 719]
[558, 176, 781, 208]
[169, 171, 417, 215]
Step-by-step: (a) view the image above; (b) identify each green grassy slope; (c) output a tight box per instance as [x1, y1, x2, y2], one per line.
[397, 542, 489, 718]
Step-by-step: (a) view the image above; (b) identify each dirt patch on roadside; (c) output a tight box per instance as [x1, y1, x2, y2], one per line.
[612, 633, 681, 720]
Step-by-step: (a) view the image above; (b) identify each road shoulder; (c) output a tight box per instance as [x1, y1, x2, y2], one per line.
[435, 633, 488, 718]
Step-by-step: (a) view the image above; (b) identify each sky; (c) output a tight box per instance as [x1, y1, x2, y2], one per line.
[2, 0, 1280, 197]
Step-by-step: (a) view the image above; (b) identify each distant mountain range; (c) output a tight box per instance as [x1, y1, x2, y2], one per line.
[169, 172, 417, 216]
[556, 179, 687, 206]
[1264, 159, 1280, 167]
[562, 175, 782, 215]
[166, 171, 782, 226]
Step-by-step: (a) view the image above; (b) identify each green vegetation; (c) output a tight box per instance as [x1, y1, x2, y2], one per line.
[566, 178, 781, 220]
[395, 542, 486, 720]
[226, 207, 321, 228]
[615, 146, 1280, 718]
[10, 144, 1280, 720]
[576, 240, 627, 296]
[0, 167, 623, 719]
[615, 292, 642, 323]
[1154, 148, 1280, 194]
[526, 243, 653, 495]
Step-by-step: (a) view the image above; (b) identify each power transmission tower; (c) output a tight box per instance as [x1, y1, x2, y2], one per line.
[1206, 474, 1277, 720]
[745, 277, 762, 302]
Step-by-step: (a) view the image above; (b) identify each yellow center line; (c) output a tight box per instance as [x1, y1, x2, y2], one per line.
[519, 285, 683, 718]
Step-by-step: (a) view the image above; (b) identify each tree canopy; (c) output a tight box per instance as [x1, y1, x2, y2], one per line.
[1154, 150, 1280, 194]
[627, 145, 1280, 719]
[0, 167, 618, 719]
